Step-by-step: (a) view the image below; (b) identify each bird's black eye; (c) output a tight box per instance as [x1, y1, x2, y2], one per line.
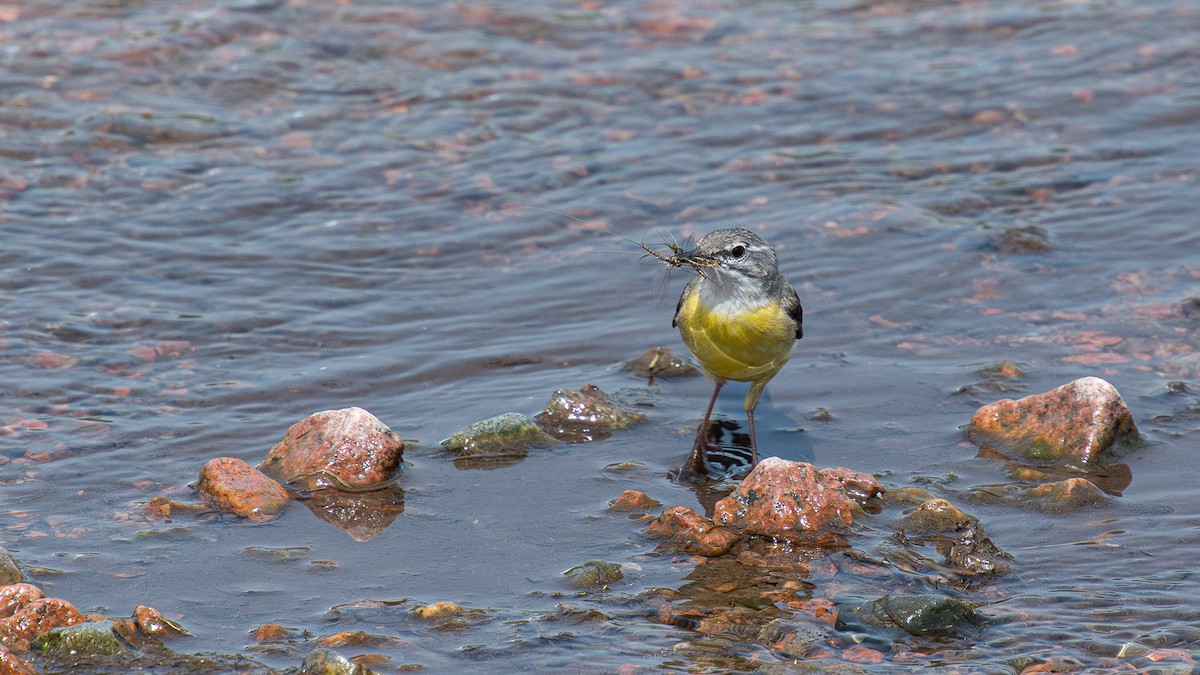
[729, 244, 747, 258]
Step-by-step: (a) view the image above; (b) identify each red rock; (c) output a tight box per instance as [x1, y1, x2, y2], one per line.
[0, 585, 42, 620]
[644, 506, 740, 557]
[712, 458, 858, 540]
[0, 597, 84, 651]
[197, 457, 290, 522]
[968, 377, 1138, 464]
[607, 490, 662, 512]
[262, 407, 403, 489]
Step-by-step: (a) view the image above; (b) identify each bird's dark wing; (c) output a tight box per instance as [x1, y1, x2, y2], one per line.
[786, 286, 803, 340]
[671, 287, 686, 328]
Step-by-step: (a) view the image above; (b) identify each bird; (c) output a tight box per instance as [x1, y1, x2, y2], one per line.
[668, 228, 803, 479]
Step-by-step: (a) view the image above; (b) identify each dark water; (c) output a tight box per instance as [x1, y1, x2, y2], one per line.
[2, 0, 1199, 672]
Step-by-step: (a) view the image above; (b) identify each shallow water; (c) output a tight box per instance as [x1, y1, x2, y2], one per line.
[1, 0, 1199, 672]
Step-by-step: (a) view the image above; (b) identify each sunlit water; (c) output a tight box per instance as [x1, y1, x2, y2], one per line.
[1, 0, 1199, 672]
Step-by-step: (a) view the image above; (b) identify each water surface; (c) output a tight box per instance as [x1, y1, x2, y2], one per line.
[2, 0, 1199, 672]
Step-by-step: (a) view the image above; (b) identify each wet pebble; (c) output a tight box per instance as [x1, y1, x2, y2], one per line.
[535, 383, 646, 442]
[262, 407, 404, 490]
[196, 457, 290, 522]
[623, 346, 699, 378]
[968, 376, 1138, 464]
[712, 458, 863, 540]
[644, 506, 740, 557]
[562, 560, 623, 588]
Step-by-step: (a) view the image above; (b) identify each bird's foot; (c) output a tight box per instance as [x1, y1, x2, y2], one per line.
[669, 439, 722, 484]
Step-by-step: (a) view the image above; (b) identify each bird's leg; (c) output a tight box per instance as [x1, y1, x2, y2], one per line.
[682, 380, 724, 478]
[746, 406, 759, 466]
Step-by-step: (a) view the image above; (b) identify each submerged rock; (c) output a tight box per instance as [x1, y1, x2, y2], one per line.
[988, 225, 1051, 254]
[196, 457, 290, 522]
[262, 407, 404, 490]
[441, 412, 556, 468]
[712, 458, 864, 540]
[562, 560, 623, 588]
[645, 506, 740, 557]
[535, 384, 646, 442]
[892, 499, 1013, 576]
[840, 593, 979, 638]
[623, 346, 699, 379]
[968, 376, 1138, 464]
[296, 647, 376, 675]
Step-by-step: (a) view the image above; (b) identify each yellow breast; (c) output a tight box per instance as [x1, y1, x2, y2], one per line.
[675, 284, 797, 384]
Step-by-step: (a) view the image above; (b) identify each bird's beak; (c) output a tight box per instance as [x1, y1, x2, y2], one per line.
[668, 246, 719, 271]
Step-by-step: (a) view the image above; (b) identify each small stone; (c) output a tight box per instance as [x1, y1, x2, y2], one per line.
[535, 384, 646, 442]
[606, 489, 662, 512]
[968, 377, 1138, 464]
[712, 458, 859, 540]
[562, 560, 623, 588]
[623, 347, 698, 378]
[33, 620, 127, 657]
[262, 407, 404, 490]
[644, 506, 740, 557]
[440, 412, 556, 456]
[197, 457, 290, 522]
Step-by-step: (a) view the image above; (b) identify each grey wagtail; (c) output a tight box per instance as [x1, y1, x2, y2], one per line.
[667, 228, 803, 477]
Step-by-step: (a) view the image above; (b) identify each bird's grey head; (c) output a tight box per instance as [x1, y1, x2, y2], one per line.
[689, 228, 779, 280]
